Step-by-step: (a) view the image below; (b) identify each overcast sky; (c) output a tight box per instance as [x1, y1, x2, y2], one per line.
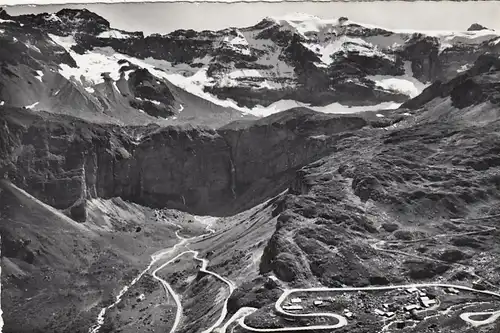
[5, 1, 500, 35]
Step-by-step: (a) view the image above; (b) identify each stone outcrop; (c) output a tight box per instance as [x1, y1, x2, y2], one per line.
[467, 23, 489, 32]
[402, 54, 500, 110]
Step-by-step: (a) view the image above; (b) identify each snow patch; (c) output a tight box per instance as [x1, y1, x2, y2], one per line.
[0, 19, 15, 24]
[142, 55, 212, 77]
[85, 87, 95, 94]
[376, 113, 385, 118]
[112, 81, 120, 93]
[25, 101, 39, 109]
[178, 104, 184, 112]
[136, 97, 161, 105]
[98, 30, 132, 39]
[310, 134, 329, 140]
[368, 77, 421, 97]
[49, 34, 123, 86]
[221, 30, 252, 55]
[368, 61, 429, 98]
[35, 70, 44, 82]
[310, 101, 401, 115]
[303, 39, 343, 66]
[228, 69, 262, 78]
[25, 41, 41, 53]
[229, 34, 248, 46]
[0, 101, 4, 106]
[303, 36, 393, 67]
[457, 64, 472, 73]
[238, 99, 401, 117]
[123, 69, 134, 80]
[47, 13, 61, 22]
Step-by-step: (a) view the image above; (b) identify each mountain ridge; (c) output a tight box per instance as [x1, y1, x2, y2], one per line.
[1, 7, 499, 127]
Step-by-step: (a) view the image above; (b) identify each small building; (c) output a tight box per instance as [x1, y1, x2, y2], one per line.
[406, 287, 419, 294]
[385, 312, 395, 317]
[420, 296, 437, 308]
[404, 304, 421, 312]
[313, 300, 324, 306]
[283, 305, 303, 311]
[447, 287, 459, 294]
[291, 298, 302, 304]
[343, 309, 354, 319]
[136, 293, 145, 302]
[374, 309, 386, 316]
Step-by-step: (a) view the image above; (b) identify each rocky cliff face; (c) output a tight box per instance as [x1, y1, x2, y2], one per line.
[0, 106, 369, 220]
[257, 54, 500, 279]
[403, 53, 500, 111]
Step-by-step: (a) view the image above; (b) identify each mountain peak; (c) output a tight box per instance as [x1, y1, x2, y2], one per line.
[8, 8, 110, 36]
[467, 23, 491, 32]
[0, 7, 9, 19]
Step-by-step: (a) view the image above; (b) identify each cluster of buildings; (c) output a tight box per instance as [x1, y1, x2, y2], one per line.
[282, 286, 459, 322]
[282, 297, 339, 309]
[282, 296, 355, 319]
[373, 287, 445, 319]
[282, 297, 305, 311]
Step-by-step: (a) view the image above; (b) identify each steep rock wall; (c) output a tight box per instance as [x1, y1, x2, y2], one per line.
[0, 107, 368, 218]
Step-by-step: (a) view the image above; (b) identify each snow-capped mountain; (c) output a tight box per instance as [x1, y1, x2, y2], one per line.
[0, 8, 499, 126]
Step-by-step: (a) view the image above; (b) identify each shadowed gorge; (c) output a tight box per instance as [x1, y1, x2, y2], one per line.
[0, 107, 368, 218]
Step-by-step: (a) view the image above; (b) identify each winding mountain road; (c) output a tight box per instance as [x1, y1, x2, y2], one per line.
[89, 215, 234, 333]
[91, 216, 500, 333]
[231, 227, 500, 332]
[234, 283, 500, 332]
[88, 237, 187, 333]
[150, 216, 236, 333]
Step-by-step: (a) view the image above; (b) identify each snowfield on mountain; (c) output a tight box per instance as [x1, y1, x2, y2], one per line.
[1, 8, 499, 126]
